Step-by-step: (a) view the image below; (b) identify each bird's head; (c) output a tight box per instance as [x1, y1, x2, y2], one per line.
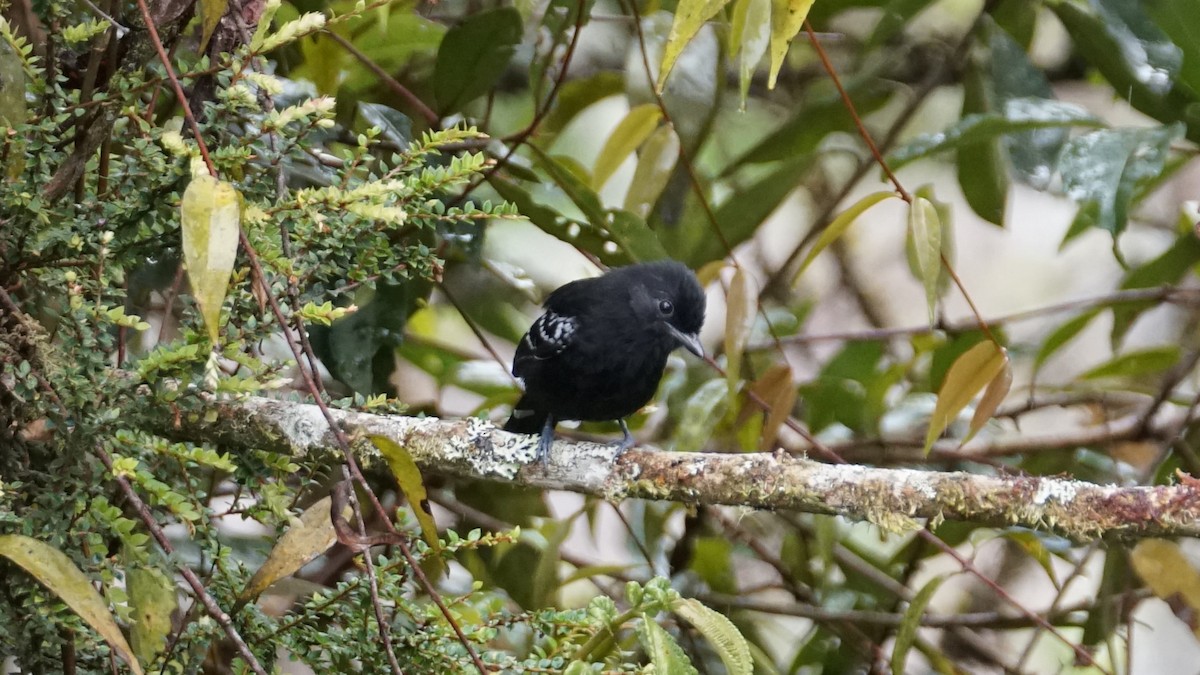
[625, 261, 706, 359]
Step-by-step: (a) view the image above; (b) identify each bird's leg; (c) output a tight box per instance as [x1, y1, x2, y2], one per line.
[615, 419, 635, 456]
[537, 414, 556, 465]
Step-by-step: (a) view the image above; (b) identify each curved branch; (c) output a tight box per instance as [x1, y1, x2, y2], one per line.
[158, 393, 1200, 541]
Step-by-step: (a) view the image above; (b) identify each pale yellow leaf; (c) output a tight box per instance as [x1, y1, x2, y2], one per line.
[724, 266, 758, 384]
[658, 0, 733, 92]
[181, 175, 241, 345]
[963, 356, 1012, 446]
[239, 496, 344, 602]
[767, 0, 816, 88]
[908, 196, 941, 324]
[593, 104, 663, 190]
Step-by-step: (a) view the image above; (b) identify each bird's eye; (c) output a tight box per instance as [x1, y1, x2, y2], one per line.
[658, 299, 674, 315]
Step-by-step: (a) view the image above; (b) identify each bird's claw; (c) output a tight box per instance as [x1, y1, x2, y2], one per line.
[536, 415, 556, 466]
[613, 419, 635, 457]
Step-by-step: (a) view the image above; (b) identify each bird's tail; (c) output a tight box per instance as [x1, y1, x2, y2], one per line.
[504, 400, 548, 434]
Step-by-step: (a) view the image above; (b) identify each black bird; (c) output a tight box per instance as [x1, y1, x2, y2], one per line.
[505, 260, 706, 463]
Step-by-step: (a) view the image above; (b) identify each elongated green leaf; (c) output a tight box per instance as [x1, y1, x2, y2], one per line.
[127, 562, 176, 666]
[543, 72, 625, 136]
[240, 496, 344, 601]
[999, 529, 1061, 589]
[733, 0, 771, 105]
[767, 0, 816, 88]
[0, 535, 144, 674]
[724, 266, 758, 384]
[888, 99, 1101, 170]
[638, 613, 699, 675]
[676, 379, 733, 451]
[489, 177, 632, 267]
[1110, 233, 1200, 345]
[198, 0, 229, 51]
[891, 576, 944, 675]
[607, 210, 669, 262]
[434, 8, 522, 112]
[1059, 124, 1184, 239]
[1033, 309, 1100, 374]
[1146, 0, 1200, 98]
[958, 49, 1009, 226]
[658, 0, 732, 92]
[181, 174, 241, 345]
[1081, 346, 1179, 380]
[866, 0, 936, 50]
[794, 191, 895, 283]
[623, 124, 680, 218]
[673, 598, 753, 675]
[593, 104, 663, 190]
[924, 341, 1007, 453]
[371, 436, 444, 568]
[908, 197, 941, 324]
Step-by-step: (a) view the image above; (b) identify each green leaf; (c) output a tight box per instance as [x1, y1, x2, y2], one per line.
[676, 379, 733, 451]
[1145, 0, 1200, 99]
[181, 174, 241, 346]
[638, 613, 699, 675]
[731, 0, 771, 105]
[672, 598, 754, 675]
[127, 562, 177, 667]
[593, 104, 663, 189]
[0, 535, 144, 674]
[607, 210, 670, 262]
[623, 124, 680, 218]
[1058, 124, 1184, 238]
[891, 576, 944, 674]
[1081, 346, 1180, 380]
[314, 280, 430, 394]
[924, 341, 1007, 453]
[865, 0, 937, 51]
[357, 102, 412, 147]
[1051, 0, 1197, 140]
[1110, 232, 1200, 345]
[489, 176, 634, 267]
[434, 8, 523, 113]
[794, 191, 895, 283]
[542, 72, 625, 136]
[888, 99, 1102, 171]
[767, 0, 816, 89]
[239, 496, 343, 602]
[908, 197, 942, 324]
[1033, 309, 1100, 374]
[958, 48, 1009, 226]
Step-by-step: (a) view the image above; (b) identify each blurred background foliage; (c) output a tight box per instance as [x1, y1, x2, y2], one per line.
[5, 0, 1200, 671]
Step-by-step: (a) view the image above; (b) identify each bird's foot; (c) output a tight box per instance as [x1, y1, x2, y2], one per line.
[536, 415, 556, 466]
[613, 419, 636, 457]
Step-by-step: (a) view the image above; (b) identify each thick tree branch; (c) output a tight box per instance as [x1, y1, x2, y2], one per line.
[155, 394, 1200, 541]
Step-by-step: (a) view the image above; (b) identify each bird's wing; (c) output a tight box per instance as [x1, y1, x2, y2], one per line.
[513, 309, 577, 374]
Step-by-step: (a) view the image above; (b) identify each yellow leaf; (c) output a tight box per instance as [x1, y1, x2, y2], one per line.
[767, 0, 816, 88]
[181, 175, 241, 345]
[908, 196, 941, 325]
[198, 0, 230, 52]
[0, 535, 144, 674]
[593, 104, 663, 190]
[724, 266, 758, 384]
[370, 435, 445, 577]
[239, 496, 344, 602]
[923, 341, 1007, 454]
[794, 190, 895, 285]
[749, 363, 796, 451]
[1132, 539, 1200, 638]
[658, 0, 733, 92]
[963, 357, 1012, 446]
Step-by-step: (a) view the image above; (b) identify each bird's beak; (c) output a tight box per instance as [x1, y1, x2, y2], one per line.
[668, 325, 705, 358]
